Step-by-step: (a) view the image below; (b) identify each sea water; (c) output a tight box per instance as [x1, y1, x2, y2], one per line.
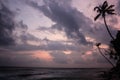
[0, 67, 107, 80]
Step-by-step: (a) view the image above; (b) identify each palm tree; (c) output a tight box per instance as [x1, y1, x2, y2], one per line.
[94, 1, 116, 40]
[96, 43, 115, 67]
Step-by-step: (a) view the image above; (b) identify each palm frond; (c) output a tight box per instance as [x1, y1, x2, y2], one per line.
[94, 7, 98, 11]
[94, 1, 116, 20]
[94, 13, 101, 21]
[94, 7, 101, 12]
[102, 1, 108, 9]
[107, 9, 115, 12]
[107, 5, 115, 10]
[107, 12, 116, 15]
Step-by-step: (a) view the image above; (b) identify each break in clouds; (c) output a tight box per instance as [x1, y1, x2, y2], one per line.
[0, 0, 119, 67]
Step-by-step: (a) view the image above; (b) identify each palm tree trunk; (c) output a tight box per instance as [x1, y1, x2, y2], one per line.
[103, 17, 114, 40]
[97, 46, 115, 67]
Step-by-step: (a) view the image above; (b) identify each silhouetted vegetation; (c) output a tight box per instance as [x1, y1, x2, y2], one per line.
[94, 1, 120, 80]
[94, 1, 115, 40]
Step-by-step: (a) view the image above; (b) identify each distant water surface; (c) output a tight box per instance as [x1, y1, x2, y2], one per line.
[0, 67, 108, 80]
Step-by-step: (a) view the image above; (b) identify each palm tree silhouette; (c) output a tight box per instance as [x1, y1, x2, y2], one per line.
[96, 43, 115, 67]
[94, 1, 116, 40]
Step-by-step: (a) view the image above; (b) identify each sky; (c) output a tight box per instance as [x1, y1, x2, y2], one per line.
[0, 0, 120, 68]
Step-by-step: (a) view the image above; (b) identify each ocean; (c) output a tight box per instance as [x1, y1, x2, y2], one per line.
[0, 67, 108, 80]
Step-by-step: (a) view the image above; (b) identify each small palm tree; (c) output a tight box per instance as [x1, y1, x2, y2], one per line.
[94, 1, 116, 40]
[96, 43, 115, 67]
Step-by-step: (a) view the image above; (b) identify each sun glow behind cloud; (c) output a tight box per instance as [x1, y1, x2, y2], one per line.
[63, 50, 72, 55]
[32, 51, 53, 62]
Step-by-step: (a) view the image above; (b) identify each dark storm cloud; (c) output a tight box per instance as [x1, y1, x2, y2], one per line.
[19, 33, 40, 44]
[28, 0, 93, 45]
[0, 0, 31, 46]
[0, 1, 15, 46]
[16, 21, 28, 31]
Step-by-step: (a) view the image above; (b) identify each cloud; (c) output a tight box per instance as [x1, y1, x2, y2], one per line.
[88, 23, 116, 44]
[50, 51, 68, 64]
[67, 50, 111, 67]
[5, 39, 73, 52]
[0, 1, 15, 46]
[28, 0, 118, 45]
[116, 0, 120, 15]
[37, 26, 56, 34]
[16, 21, 28, 32]
[0, 48, 46, 67]
[28, 0, 93, 45]
[19, 33, 40, 44]
[0, 0, 117, 67]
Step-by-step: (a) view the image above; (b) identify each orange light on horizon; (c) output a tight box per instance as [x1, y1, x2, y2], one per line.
[86, 51, 92, 55]
[32, 51, 53, 62]
[99, 44, 109, 49]
[81, 51, 93, 61]
[63, 50, 72, 55]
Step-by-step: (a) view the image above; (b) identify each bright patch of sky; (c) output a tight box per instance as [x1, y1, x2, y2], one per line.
[72, 0, 96, 19]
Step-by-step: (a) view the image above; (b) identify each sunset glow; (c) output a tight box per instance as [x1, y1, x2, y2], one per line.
[32, 51, 53, 62]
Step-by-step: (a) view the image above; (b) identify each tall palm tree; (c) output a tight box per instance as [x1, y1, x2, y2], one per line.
[94, 1, 116, 40]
